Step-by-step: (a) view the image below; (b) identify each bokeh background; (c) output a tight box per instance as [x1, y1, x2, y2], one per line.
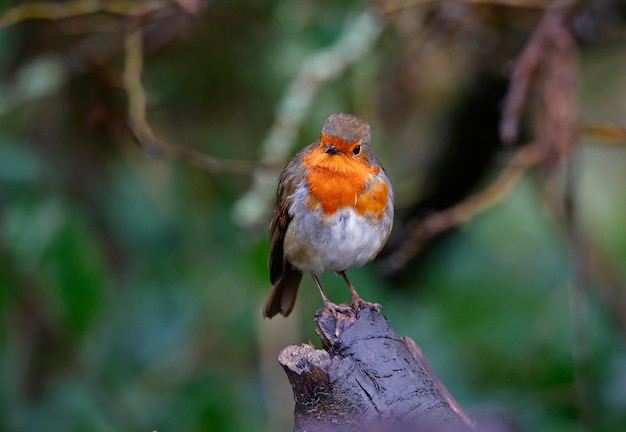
[1, 0, 626, 431]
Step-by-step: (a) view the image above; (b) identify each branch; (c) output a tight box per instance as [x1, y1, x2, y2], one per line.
[123, 28, 153, 141]
[380, 144, 543, 272]
[582, 123, 626, 146]
[0, 0, 173, 28]
[122, 26, 268, 175]
[500, 0, 580, 149]
[585, 239, 626, 343]
[279, 305, 478, 432]
[383, 0, 583, 272]
[379, 0, 551, 16]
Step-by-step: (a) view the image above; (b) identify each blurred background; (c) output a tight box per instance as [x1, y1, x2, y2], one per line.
[1, 0, 626, 431]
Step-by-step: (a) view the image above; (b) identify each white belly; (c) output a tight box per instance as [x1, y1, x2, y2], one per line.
[284, 206, 391, 274]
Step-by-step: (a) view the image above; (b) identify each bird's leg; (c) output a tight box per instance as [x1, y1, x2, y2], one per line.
[312, 273, 332, 305]
[339, 271, 381, 312]
[312, 274, 353, 315]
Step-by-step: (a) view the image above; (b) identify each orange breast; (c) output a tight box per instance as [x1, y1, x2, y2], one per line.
[302, 148, 388, 220]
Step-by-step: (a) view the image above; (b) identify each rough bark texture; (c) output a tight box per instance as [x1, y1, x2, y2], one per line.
[279, 306, 479, 432]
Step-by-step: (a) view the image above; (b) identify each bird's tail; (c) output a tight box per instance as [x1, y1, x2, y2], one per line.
[263, 267, 303, 318]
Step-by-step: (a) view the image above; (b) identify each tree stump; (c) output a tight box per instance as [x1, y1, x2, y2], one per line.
[278, 305, 479, 432]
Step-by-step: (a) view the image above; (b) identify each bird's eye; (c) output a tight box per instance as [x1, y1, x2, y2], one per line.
[353, 145, 361, 156]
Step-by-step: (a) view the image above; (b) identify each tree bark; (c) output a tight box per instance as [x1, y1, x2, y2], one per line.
[278, 305, 479, 432]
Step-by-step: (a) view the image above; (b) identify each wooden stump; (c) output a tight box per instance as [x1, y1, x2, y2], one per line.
[278, 306, 478, 432]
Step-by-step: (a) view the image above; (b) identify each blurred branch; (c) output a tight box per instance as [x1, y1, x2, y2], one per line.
[122, 27, 268, 175]
[0, 12, 186, 117]
[131, 137, 274, 176]
[0, 0, 174, 28]
[233, 8, 386, 227]
[500, 0, 579, 150]
[582, 124, 626, 146]
[124, 28, 154, 141]
[534, 7, 579, 170]
[379, 0, 551, 16]
[381, 121, 624, 274]
[461, 0, 548, 6]
[384, 0, 582, 272]
[380, 144, 544, 272]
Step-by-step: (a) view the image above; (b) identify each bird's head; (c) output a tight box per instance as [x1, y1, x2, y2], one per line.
[314, 113, 376, 170]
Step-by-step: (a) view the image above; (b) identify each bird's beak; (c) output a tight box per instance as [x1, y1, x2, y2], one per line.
[324, 144, 338, 154]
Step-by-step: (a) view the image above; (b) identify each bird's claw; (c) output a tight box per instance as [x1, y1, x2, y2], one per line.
[320, 297, 381, 319]
[350, 297, 381, 313]
[323, 300, 356, 317]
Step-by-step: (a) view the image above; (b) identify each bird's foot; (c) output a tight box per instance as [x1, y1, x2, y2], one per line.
[323, 300, 356, 317]
[321, 298, 381, 316]
[350, 296, 381, 313]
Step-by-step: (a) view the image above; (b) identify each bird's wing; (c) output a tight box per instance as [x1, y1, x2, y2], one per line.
[268, 146, 308, 284]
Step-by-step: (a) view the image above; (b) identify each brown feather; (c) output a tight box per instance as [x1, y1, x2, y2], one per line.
[265, 146, 309, 317]
[263, 266, 303, 318]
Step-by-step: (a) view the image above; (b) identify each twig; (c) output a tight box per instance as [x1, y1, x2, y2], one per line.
[123, 27, 154, 141]
[382, 0, 582, 272]
[122, 26, 267, 175]
[0, 8, 185, 117]
[380, 144, 543, 272]
[582, 123, 626, 146]
[500, 0, 580, 149]
[461, 0, 549, 6]
[232, 8, 386, 226]
[0, 0, 173, 28]
[130, 135, 277, 175]
[378, 0, 553, 17]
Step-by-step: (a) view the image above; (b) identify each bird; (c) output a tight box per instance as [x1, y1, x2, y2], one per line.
[264, 113, 394, 318]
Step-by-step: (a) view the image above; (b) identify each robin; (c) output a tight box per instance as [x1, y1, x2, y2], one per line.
[264, 113, 394, 318]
